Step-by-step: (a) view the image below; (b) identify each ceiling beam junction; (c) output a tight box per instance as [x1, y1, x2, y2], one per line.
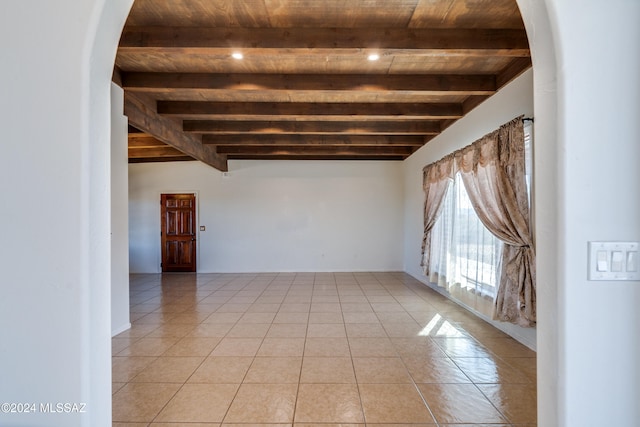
[124, 93, 228, 171]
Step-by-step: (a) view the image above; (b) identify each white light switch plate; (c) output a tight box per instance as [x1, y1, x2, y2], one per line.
[588, 241, 640, 281]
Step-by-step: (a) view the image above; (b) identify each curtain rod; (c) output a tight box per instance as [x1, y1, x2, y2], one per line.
[522, 117, 534, 123]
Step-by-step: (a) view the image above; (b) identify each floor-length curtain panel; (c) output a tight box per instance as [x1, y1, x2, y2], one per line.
[421, 155, 454, 276]
[455, 117, 536, 326]
[426, 180, 455, 288]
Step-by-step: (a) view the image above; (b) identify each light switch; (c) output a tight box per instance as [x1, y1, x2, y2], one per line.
[596, 251, 608, 271]
[627, 251, 638, 272]
[588, 241, 640, 281]
[611, 251, 623, 272]
[199, 225, 206, 231]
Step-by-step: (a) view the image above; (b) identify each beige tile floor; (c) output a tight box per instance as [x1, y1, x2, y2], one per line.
[112, 272, 536, 427]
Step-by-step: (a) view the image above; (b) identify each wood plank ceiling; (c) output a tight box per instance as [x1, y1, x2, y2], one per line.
[115, 0, 530, 171]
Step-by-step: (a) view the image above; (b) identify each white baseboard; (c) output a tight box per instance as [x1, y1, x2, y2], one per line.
[111, 322, 131, 338]
[406, 271, 537, 351]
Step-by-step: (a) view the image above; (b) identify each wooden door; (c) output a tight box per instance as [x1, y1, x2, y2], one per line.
[161, 193, 196, 272]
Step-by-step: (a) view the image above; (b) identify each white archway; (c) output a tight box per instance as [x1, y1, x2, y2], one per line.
[90, 1, 562, 424]
[515, 1, 559, 425]
[0, 1, 133, 426]
[85, 1, 134, 424]
[91, 0, 640, 423]
[81, 0, 559, 426]
[5, 0, 640, 426]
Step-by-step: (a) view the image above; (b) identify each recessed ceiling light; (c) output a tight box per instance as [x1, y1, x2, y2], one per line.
[368, 53, 380, 61]
[232, 52, 243, 60]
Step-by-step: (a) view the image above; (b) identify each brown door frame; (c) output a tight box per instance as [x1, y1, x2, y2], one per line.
[160, 192, 198, 272]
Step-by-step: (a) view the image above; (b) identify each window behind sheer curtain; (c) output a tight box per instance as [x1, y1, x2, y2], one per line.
[425, 123, 532, 317]
[427, 173, 503, 315]
[524, 120, 533, 208]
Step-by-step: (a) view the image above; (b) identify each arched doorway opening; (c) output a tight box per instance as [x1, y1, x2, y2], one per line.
[97, 0, 558, 425]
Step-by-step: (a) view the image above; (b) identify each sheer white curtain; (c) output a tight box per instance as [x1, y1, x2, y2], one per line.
[426, 177, 454, 288]
[426, 173, 503, 316]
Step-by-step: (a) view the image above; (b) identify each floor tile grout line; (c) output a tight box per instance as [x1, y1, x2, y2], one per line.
[291, 315, 310, 424]
[347, 318, 372, 425]
[141, 380, 183, 425]
[117, 272, 535, 425]
[473, 381, 513, 425]
[145, 276, 264, 424]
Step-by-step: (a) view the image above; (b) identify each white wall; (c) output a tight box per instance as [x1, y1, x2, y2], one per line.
[0, 1, 132, 426]
[129, 160, 405, 273]
[111, 83, 130, 336]
[0, 3, 92, 419]
[402, 69, 537, 348]
[544, 1, 640, 425]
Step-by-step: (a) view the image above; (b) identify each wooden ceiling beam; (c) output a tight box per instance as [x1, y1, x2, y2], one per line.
[121, 73, 496, 95]
[202, 134, 426, 146]
[157, 101, 463, 120]
[127, 132, 196, 161]
[184, 120, 440, 135]
[128, 133, 168, 147]
[124, 93, 228, 171]
[134, 91, 468, 104]
[129, 156, 195, 163]
[226, 154, 407, 161]
[119, 46, 528, 59]
[216, 145, 414, 156]
[119, 27, 530, 56]
[461, 95, 491, 116]
[128, 146, 192, 158]
[460, 58, 532, 115]
[112, 66, 123, 87]
[496, 57, 533, 89]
